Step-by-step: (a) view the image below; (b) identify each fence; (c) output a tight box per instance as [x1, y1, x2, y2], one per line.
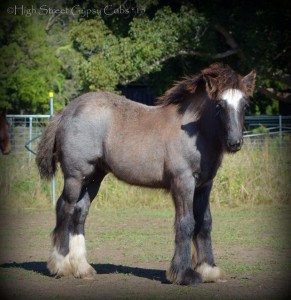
[6, 114, 291, 160]
[244, 115, 291, 137]
[7, 114, 50, 161]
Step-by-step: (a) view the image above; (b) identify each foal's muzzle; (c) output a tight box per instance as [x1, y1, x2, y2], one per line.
[226, 138, 243, 152]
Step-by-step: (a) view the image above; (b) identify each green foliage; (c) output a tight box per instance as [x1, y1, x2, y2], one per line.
[252, 125, 269, 134]
[0, 1, 289, 113]
[0, 15, 65, 112]
[69, 6, 206, 91]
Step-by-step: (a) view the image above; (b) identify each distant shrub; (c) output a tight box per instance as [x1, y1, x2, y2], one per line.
[252, 125, 269, 134]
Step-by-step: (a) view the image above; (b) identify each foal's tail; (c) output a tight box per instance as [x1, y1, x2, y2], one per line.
[36, 111, 62, 180]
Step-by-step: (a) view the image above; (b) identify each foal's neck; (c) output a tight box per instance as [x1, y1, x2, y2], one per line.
[195, 99, 224, 150]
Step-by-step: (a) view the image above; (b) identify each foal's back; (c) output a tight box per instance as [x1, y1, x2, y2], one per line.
[59, 92, 184, 187]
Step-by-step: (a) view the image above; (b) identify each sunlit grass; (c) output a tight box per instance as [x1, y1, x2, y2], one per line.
[0, 136, 290, 210]
[212, 136, 291, 207]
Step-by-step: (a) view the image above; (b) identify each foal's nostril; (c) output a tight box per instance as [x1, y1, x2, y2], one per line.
[227, 139, 242, 150]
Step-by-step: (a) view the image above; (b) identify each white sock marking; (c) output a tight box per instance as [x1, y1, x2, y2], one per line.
[196, 262, 226, 282]
[69, 234, 86, 259]
[48, 234, 94, 278]
[69, 234, 94, 277]
[47, 247, 72, 276]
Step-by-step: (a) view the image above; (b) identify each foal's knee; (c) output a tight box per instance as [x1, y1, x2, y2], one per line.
[73, 204, 88, 224]
[199, 217, 212, 237]
[195, 209, 212, 237]
[176, 215, 195, 239]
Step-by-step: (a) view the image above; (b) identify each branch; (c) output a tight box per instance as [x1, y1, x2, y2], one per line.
[45, 12, 72, 32]
[258, 87, 291, 104]
[121, 49, 240, 85]
[267, 73, 291, 86]
[214, 24, 246, 61]
[212, 49, 240, 59]
[46, 13, 60, 32]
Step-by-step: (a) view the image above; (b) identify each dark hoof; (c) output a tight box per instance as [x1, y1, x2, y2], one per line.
[180, 268, 202, 286]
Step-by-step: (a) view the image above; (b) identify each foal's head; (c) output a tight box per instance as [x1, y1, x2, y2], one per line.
[0, 110, 11, 155]
[158, 63, 256, 153]
[203, 63, 256, 152]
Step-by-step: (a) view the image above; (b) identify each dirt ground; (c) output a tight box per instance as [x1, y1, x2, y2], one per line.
[0, 206, 290, 300]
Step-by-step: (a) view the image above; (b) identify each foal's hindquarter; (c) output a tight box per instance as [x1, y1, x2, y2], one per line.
[48, 92, 224, 283]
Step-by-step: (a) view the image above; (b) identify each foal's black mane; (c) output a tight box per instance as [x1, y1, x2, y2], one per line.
[157, 63, 242, 107]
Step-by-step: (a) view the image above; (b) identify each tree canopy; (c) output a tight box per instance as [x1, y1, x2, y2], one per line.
[0, 0, 290, 114]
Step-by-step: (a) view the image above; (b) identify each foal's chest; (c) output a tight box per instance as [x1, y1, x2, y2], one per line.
[194, 151, 223, 189]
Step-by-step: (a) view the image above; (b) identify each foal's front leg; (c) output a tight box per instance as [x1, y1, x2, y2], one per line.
[166, 173, 202, 285]
[192, 182, 226, 282]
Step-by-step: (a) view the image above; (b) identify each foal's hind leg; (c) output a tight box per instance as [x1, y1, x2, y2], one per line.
[48, 173, 104, 278]
[192, 182, 225, 282]
[48, 176, 82, 277]
[69, 172, 105, 278]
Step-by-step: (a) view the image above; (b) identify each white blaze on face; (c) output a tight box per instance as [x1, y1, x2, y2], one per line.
[220, 89, 245, 128]
[221, 89, 244, 111]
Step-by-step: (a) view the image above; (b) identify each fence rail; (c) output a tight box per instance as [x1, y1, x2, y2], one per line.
[244, 115, 291, 137]
[6, 114, 291, 159]
[7, 114, 50, 160]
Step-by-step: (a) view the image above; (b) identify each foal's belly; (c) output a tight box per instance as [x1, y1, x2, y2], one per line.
[104, 141, 166, 188]
[108, 159, 165, 188]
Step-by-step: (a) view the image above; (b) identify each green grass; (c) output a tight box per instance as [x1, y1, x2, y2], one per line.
[0, 205, 290, 299]
[0, 136, 290, 210]
[83, 205, 291, 269]
[212, 136, 291, 207]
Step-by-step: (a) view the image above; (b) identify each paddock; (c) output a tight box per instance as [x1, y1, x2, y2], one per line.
[0, 205, 290, 299]
[0, 133, 291, 298]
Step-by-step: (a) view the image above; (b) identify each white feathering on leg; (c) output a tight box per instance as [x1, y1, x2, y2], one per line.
[47, 247, 73, 276]
[69, 234, 96, 279]
[196, 262, 227, 283]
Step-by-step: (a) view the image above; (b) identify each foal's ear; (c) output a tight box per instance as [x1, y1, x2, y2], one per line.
[204, 75, 218, 99]
[242, 70, 256, 97]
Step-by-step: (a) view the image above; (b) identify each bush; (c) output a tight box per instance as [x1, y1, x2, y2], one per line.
[252, 125, 269, 134]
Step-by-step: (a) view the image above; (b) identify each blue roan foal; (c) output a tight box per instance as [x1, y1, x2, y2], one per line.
[37, 63, 256, 285]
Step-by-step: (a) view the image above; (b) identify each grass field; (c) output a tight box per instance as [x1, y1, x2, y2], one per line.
[0, 136, 290, 210]
[0, 136, 290, 298]
[0, 205, 290, 299]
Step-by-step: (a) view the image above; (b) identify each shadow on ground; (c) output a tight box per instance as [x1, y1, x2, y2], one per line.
[0, 262, 168, 283]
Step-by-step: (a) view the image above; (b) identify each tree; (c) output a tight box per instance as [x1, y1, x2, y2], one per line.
[192, 0, 291, 114]
[0, 0, 290, 114]
[0, 12, 65, 113]
[68, 5, 207, 91]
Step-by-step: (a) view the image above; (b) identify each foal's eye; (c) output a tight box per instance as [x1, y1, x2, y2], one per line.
[243, 103, 250, 111]
[216, 102, 223, 110]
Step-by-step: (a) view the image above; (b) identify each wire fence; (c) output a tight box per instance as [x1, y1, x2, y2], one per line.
[4, 114, 291, 207]
[6, 114, 291, 160]
[245, 115, 291, 135]
[7, 115, 50, 161]
[244, 115, 291, 148]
